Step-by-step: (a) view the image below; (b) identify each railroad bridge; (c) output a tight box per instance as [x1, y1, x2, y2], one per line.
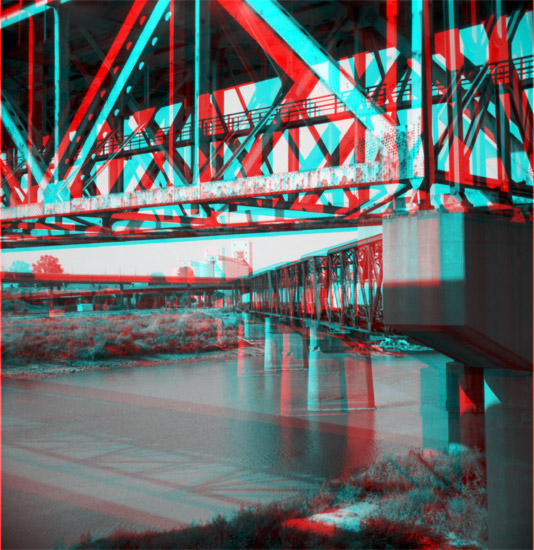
[1, 1, 532, 547]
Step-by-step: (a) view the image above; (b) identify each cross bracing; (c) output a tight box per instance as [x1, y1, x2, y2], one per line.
[1, 0, 532, 247]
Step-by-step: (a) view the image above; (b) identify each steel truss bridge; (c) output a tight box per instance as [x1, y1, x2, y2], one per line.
[2, 234, 383, 332]
[246, 235, 383, 331]
[1, 0, 532, 248]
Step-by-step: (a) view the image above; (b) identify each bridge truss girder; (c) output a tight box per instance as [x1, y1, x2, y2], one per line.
[248, 235, 383, 331]
[1, 0, 532, 247]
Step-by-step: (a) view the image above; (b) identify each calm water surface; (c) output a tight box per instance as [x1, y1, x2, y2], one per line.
[2, 320, 451, 549]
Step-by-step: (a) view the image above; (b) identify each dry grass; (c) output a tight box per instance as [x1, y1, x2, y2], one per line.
[77, 501, 446, 549]
[76, 450, 486, 549]
[325, 449, 487, 546]
[1, 311, 240, 365]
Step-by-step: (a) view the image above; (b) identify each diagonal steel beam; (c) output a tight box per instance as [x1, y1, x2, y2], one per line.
[58, 0, 170, 195]
[1, 92, 48, 188]
[218, 0, 394, 135]
[1, 158, 26, 205]
[212, 82, 291, 180]
[46, 0, 150, 190]
[0, 0, 72, 29]
[80, 23, 192, 186]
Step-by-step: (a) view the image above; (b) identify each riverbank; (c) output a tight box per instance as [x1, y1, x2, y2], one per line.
[1, 311, 241, 376]
[76, 450, 486, 549]
[1, 310, 426, 380]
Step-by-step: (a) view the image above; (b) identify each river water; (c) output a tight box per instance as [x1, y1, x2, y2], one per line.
[2, 319, 451, 549]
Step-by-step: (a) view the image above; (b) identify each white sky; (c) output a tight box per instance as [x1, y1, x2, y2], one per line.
[1, 227, 381, 276]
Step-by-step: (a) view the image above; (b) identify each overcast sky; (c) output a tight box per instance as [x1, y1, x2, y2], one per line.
[2, 226, 381, 276]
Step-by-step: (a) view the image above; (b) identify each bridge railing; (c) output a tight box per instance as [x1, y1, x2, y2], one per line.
[91, 55, 533, 161]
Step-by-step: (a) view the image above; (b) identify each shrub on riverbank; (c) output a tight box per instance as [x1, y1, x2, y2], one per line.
[76, 450, 486, 549]
[77, 502, 445, 549]
[1, 312, 240, 365]
[325, 449, 487, 546]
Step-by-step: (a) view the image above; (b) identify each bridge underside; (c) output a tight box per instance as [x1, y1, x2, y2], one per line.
[1, 0, 532, 247]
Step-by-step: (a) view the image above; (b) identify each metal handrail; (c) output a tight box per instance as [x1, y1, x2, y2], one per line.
[88, 54, 534, 159]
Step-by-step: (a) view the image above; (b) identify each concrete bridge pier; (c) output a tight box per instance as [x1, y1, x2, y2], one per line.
[307, 322, 320, 410]
[217, 319, 224, 348]
[237, 322, 246, 376]
[242, 311, 251, 339]
[264, 317, 276, 371]
[457, 363, 485, 452]
[484, 368, 532, 549]
[384, 211, 532, 549]
[436, 361, 485, 453]
[282, 331, 305, 370]
[420, 362, 454, 451]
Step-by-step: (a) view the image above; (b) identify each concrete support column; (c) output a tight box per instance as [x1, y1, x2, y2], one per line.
[237, 322, 245, 376]
[264, 317, 276, 371]
[242, 311, 250, 339]
[439, 361, 486, 453]
[445, 361, 462, 451]
[420, 363, 449, 451]
[307, 322, 320, 410]
[281, 333, 291, 370]
[459, 364, 485, 452]
[484, 369, 532, 550]
[282, 331, 305, 370]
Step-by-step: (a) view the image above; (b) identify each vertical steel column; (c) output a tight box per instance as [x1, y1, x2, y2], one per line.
[198, 0, 211, 182]
[168, 0, 175, 186]
[312, 259, 320, 322]
[444, 0, 463, 194]
[340, 250, 347, 326]
[352, 246, 358, 327]
[492, 1, 512, 184]
[53, 8, 60, 187]
[326, 254, 333, 326]
[354, 25, 366, 165]
[193, 0, 200, 184]
[27, 15, 38, 203]
[420, 0, 434, 206]
[373, 242, 384, 328]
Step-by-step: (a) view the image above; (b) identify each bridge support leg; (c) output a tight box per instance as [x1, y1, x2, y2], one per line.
[307, 322, 320, 410]
[242, 311, 250, 339]
[264, 317, 276, 371]
[458, 363, 485, 452]
[282, 331, 304, 370]
[420, 361, 485, 453]
[420, 363, 451, 451]
[484, 368, 532, 550]
[237, 322, 246, 376]
[445, 362, 463, 452]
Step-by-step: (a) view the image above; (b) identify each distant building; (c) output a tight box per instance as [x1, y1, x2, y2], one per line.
[175, 241, 252, 280]
[231, 241, 253, 270]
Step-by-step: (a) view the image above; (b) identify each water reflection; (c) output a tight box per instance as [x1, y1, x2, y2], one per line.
[238, 317, 379, 417]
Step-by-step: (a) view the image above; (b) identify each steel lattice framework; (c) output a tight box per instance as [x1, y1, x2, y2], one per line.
[248, 235, 383, 330]
[1, 0, 532, 247]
